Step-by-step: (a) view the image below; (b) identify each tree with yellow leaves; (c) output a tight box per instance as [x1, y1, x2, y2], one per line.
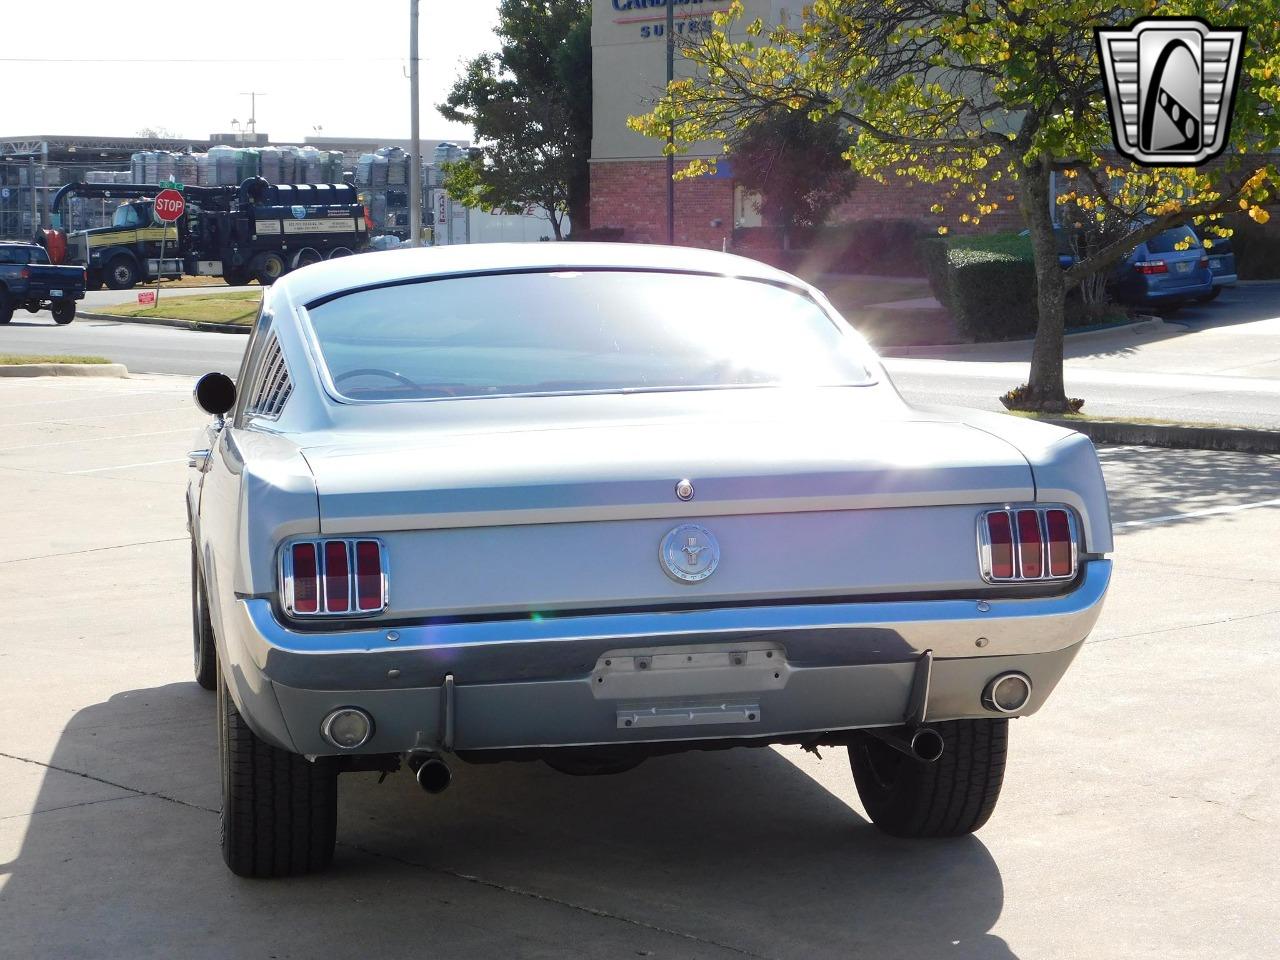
[629, 0, 1280, 412]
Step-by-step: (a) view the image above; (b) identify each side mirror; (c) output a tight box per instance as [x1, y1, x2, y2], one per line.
[194, 372, 236, 417]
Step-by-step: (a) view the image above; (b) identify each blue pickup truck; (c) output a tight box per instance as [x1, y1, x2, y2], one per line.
[0, 242, 86, 325]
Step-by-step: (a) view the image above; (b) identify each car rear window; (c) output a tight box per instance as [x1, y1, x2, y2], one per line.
[0, 247, 36, 264]
[1146, 227, 1201, 255]
[305, 270, 875, 401]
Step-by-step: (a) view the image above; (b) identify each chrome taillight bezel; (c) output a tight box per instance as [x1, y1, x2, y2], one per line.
[976, 506, 1079, 584]
[280, 537, 388, 617]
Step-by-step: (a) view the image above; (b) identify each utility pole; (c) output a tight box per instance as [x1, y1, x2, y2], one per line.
[408, 0, 423, 248]
[27, 156, 38, 236]
[665, 0, 675, 245]
[39, 141, 48, 230]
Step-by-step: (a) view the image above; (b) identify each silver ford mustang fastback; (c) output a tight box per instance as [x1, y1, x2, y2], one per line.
[186, 243, 1112, 878]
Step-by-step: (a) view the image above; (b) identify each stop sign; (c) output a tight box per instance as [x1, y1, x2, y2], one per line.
[154, 188, 185, 223]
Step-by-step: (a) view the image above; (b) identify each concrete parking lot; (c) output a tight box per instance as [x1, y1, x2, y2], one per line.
[1, 374, 1277, 959]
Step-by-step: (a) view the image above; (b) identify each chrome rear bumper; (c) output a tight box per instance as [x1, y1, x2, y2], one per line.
[218, 560, 1110, 755]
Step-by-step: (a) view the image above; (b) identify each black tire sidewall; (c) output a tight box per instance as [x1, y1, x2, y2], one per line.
[0, 291, 12, 324]
[51, 300, 75, 324]
[191, 545, 217, 690]
[105, 258, 137, 290]
[849, 719, 1008, 838]
[251, 253, 285, 285]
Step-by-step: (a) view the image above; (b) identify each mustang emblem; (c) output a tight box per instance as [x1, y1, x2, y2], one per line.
[681, 538, 706, 566]
[660, 524, 720, 583]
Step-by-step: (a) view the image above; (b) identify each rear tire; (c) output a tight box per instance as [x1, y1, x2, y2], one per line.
[326, 246, 354, 260]
[222, 265, 252, 286]
[86, 270, 104, 291]
[1197, 287, 1223, 303]
[291, 248, 322, 271]
[51, 300, 76, 325]
[219, 675, 338, 878]
[0, 291, 12, 324]
[191, 545, 217, 691]
[104, 256, 138, 290]
[250, 252, 286, 286]
[849, 719, 1008, 838]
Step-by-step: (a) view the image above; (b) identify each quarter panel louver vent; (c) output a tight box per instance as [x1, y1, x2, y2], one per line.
[248, 335, 292, 419]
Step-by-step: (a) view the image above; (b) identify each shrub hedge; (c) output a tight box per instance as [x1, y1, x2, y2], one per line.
[1218, 215, 1280, 279]
[918, 233, 1042, 341]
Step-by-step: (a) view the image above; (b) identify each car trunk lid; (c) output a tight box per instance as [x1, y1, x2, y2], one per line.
[301, 392, 1033, 533]
[295, 390, 1035, 615]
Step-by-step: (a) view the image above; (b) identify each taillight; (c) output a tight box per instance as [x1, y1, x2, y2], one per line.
[1045, 509, 1074, 577]
[283, 538, 386, 616]
[986, 511, 1014, 579]
[1199, 257, 1209, 269]
[290, 543, 319, 614]
[979, 507, 1077, 583]
[323, 541, 351, 612]
[1134, 260, 1167, 275]
[19, 267, 30, 279]
[354, 540, 383, 611]
[1015, 510, 1044, 578]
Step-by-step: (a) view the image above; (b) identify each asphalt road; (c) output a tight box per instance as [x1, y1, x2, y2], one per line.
[883, 284, 1280, 428]
[1, 374, 1276, 958]
[4, 282, 1280, 426]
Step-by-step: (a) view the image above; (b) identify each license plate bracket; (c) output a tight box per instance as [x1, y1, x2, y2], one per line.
[591, 642, 788, 700]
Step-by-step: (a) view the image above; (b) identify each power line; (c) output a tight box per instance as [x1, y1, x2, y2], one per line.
[0, 56, 405, 64]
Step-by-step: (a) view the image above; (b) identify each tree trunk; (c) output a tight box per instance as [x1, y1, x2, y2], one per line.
[1017, 160, 1071, 412]
[547, 208, 564, 241]
[567, 168, 591, 234]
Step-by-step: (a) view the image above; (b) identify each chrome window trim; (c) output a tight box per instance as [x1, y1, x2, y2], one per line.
[976, 505, 1079, 584]
[279, 537, 389, 618]
[295, 267, 881, 407]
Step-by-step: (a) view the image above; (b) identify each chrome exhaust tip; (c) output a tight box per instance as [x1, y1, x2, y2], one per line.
[865, 726, 945, 763]
[415, 757, 452, 794]
[908, 727, 945, 762]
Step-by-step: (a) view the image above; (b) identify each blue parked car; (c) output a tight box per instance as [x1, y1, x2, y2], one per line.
[1110, 225, 1213, 307]
[1199, 236, 1237, 302]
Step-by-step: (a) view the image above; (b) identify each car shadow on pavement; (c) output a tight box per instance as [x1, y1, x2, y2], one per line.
[3, 681, 1019, 960]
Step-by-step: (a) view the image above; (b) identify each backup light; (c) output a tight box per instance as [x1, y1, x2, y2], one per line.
[283, 539, 386, 617]
[983, 673, 1032, 714]
[321, 707, 373, 749]
[978, 507, 1078, 583]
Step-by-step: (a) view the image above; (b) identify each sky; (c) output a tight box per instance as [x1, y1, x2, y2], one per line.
[1, 0, 501, 144]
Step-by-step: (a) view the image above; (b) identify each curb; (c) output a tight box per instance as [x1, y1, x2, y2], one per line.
[1044, 418, 1280, 454]
[880, 317, 1164, 358]
[77, 311, 251, 335]
[0, 363, 129, 379]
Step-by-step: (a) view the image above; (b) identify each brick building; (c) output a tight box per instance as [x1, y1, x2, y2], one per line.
[588, 0, 1011, 247]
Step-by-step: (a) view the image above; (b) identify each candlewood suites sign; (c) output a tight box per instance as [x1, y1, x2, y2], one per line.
[610, 0, 732, 41]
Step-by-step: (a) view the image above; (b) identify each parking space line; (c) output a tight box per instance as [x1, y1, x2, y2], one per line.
[0, 427, 190, 452]
[2, 407, 192, 429]
[1115, 496, 1280, 528]
[70, 458, 186, 474]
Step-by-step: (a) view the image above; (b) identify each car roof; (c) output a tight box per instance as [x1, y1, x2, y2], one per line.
[275, 242, 805, 307]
